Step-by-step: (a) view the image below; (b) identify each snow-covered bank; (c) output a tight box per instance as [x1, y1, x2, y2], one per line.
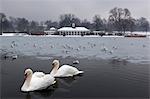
[1, 31, 150, 37]
[0, 35, 125, 37]
[1, 33, 29, 36]
[125, 31, 150, 36]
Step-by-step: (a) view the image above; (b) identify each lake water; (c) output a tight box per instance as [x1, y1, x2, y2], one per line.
[0, 36, 150, 99]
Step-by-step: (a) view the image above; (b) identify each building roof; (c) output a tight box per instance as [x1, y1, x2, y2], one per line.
[2, 33, 28, 36]
[58, 27, 90, 32]
[44, 27, 56, 33]
[50, 27, 56, 31]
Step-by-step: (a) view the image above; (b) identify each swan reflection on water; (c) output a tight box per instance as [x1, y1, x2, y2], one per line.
[24, 84, 57, 99]
[56, 74, 83, 88]
[25, 75, 83, 99]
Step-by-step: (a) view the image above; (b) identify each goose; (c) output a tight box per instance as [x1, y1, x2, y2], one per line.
[21, 68, 56, 92]
[50, 60, 84, 77]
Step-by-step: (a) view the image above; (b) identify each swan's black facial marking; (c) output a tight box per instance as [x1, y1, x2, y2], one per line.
[52, 61, 57, 66]
[52, 60, 59, 67]
[24, 73, 28, 80]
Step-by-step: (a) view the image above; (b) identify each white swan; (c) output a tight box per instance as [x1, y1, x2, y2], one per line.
[50, 60, 84, 77]
[21, 68, 56, 92]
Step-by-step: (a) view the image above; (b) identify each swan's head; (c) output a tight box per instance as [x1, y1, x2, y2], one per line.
[24, 68, 33, 80]
[52, 60, 60, 67]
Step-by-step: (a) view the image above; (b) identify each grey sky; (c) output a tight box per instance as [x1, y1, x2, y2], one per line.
[1, 0, 150, 22]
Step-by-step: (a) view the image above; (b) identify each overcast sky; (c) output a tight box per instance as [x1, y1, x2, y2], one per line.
[1, 0, 150, 22]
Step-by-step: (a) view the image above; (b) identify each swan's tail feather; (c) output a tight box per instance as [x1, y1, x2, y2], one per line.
[77, 71, 84, 74]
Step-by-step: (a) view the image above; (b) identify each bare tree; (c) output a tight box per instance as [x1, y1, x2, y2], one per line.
[137, 17, 149, 32]
[81, 19, 92, 29]
[16, 18, 29, 32]
[128, 17, 136, 33]
[109, 7, 133, 33]
[45, 20, 58, 30]
[29, 21, 39, 33]
[93, 15, 105, 31]
[0, 13, 14, 33]
[59, 14, 81, 27]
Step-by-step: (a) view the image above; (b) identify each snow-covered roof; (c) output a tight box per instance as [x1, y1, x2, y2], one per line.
[58, 27, 90, 32]
[2, 33, 28, 36]
[44, 27, 56, 33]
[2, 33, 15, 36]
[50, 27, 56, 31]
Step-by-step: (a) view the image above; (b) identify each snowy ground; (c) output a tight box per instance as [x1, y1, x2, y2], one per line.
[0, 36, 150, 64]
[125, 31, 150, 36]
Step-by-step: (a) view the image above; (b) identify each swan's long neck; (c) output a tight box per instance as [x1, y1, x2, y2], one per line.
[50, 63, 59, 76]
[21, 69, 33, 91]
[23, 74, 32, 88]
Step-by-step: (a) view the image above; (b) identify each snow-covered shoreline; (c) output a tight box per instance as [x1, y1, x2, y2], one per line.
[1, 31, 150, 37]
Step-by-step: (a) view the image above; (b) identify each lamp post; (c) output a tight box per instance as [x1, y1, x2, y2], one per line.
[0, 15, 2, 35]
[0, 15, 4, 35]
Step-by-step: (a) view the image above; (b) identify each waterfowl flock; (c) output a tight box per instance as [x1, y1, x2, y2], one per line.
[2, 40, 121, 61]
[1, 38, 148, 64]
[0, 37, 148, 92]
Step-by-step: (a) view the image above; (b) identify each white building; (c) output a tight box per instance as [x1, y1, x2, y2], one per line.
[57, 27, 90, 36]
[44, 27, 56, 35]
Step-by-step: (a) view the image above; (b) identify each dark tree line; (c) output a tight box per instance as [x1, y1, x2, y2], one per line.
[108, 7, 149, 34]
[0, 7, 149, 34]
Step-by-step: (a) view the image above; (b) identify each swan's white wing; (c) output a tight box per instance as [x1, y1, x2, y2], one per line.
[33, 72, 45, 78]
[29, 74, 55, 91]
[55, 65, 79, 77]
